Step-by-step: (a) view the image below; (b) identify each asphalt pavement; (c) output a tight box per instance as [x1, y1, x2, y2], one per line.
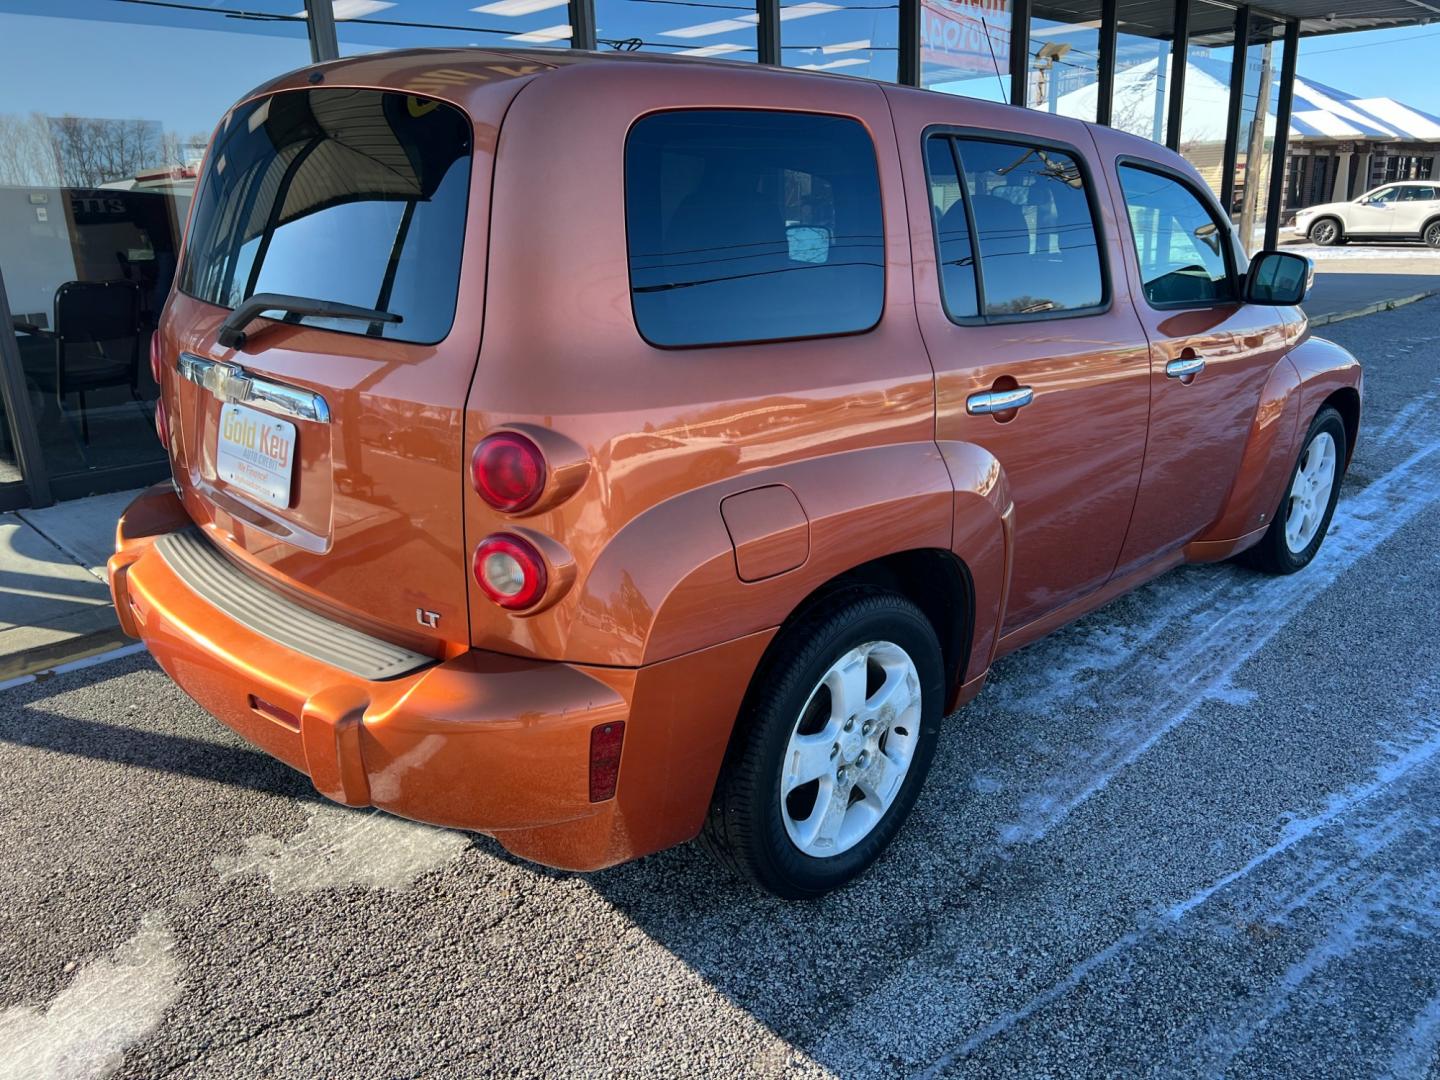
[2, 299, 1440, 1079]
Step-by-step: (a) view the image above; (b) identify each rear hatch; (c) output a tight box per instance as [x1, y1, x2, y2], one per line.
[159, 86, 484, 653]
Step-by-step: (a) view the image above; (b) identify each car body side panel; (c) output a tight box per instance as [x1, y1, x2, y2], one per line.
[464, 62, 943, 666]
[1290, 330, 1365, 461]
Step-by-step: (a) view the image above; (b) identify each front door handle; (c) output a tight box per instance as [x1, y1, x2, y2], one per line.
[966, 386, 1034, 415]
[1165, 356, 1206, 379]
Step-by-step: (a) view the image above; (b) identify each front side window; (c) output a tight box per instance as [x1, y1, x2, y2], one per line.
[624, 110, 885, 348]
[1365, 186, 1399, 204]
[1119, 164, 1235, 308]
[180, 89, 472, 345]
[925, 134, 1105, 319]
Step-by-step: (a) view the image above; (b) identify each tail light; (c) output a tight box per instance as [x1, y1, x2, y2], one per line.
[472, 432, 545, 513]
[589, 721, 625, 802]
[154, 398, 170, 449]
[149, 333, 164, 385]
[473, 533, 547, 610]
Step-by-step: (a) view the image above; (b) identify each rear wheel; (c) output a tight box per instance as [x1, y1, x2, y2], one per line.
[1242, 407, 1347, 575]
[1424, 221, 1440, 249]
[700, 589, 944, 899]
[1308, 218, 1343, 246]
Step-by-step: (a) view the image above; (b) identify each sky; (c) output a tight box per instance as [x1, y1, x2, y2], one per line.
[1296, 25, 1440, 117]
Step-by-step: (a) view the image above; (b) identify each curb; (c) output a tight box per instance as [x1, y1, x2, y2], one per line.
[0, 625, 135, 684]
[1309, 290, 1439, 327]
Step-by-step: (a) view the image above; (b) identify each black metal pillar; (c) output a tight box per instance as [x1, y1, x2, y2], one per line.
[1096, 0, 1118, 126]
[899, 0, 921, 86]
[1220, 4, 1251, 214]
[1010, 0, 1031, 107]
[0, 266, 52, 508]
[1264, 18, 1300, 250]
[758, 0, 780, 64]
[1165, 0, 1190, 150]
[570, 0, 597, 50]
[304, 0, 339, 62]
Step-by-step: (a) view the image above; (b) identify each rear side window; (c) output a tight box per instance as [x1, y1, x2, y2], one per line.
[180, 89, 472, 345]
[924, 134, 1105, 319]
[1400, 186, 1438, 201]
[624, 110, 885, 348]
[1118, 164, 1235, 308]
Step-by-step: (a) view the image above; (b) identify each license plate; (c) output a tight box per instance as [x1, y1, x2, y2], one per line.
[216, 403, 296, 509]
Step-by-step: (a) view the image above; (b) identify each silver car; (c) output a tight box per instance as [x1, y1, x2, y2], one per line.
[1291, 180, 1440, 248]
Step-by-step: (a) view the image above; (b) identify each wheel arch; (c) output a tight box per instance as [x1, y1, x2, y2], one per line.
[1309, 214, 1345, 239]
[1320, 384, 1362, 467]
[767, 548, 975, 708]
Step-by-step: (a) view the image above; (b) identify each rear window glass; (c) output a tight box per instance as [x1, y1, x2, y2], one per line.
[179, 89, 471, 345]
[624, 110, 885, 348]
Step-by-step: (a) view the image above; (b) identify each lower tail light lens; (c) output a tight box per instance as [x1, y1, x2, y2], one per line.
[149, 333, 164, 385]
[473, 533, 547, 610]
[472, 432, 546, 513]
[154, 398, 170, 449]
[589, 721, 625, 802]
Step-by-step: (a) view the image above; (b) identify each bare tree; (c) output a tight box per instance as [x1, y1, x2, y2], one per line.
[47, 115, 165, 187]
[0, 112, 61, 186]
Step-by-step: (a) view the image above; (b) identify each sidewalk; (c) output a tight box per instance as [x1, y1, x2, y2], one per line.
[0, 490, 138, 680]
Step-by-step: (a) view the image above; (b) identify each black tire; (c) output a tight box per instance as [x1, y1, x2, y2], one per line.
[1424, 220, 1440, 249]
[1241, 407, 1348, 575]
[1308, 218, 1343, 247]
[699, 589, 945, 899]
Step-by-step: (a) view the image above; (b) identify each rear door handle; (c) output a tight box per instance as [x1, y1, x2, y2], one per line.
[966, 386, 1034, 415]
[1165, 356, 1206, 379]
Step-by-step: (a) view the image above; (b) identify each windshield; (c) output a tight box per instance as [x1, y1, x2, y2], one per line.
[179, 88, 472, 345]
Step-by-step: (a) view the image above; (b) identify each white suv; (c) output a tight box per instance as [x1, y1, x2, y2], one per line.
[1291, 180, 1440, 248]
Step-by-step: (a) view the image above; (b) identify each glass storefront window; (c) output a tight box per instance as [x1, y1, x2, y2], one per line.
[334, 0, 573, 53]
[1111, 17, 1174, 143]
[921, 0, 1011, 102]
[1178, 0, 1237, 200]
[1028, 2, 1100, 121]
[1233, 17, 1285, 252]
[0, 0, 309, 492]
[782, 0, 898, 82]
[593, 0, 757, 59]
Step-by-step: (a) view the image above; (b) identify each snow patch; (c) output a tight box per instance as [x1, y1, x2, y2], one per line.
[214, 805, 470, 894]
[0, 914, 180, 1080]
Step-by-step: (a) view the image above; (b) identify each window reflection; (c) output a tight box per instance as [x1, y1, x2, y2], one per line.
[781, 0, 898, 82]
[921, 0, 1011, 101]
[1028, 2, 1100, 121]
[1111, 18, 1174, 143]
[594, 0, 757, 58]
[335, 0, 572, 53]
[0, 0, 309, 484]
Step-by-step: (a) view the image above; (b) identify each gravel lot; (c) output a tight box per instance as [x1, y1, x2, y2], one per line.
[3, 300, 1440, 1079]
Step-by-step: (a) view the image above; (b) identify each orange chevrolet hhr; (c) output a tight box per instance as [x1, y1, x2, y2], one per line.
[110, 49, 1361, 898]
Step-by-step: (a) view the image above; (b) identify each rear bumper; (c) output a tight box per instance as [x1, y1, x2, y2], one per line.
[110, 484, 773, 871]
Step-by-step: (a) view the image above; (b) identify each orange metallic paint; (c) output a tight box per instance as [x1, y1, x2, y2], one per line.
[114, 51, 1361, 873]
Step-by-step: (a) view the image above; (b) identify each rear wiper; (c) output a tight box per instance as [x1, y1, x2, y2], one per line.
[217, 292, 401, 349]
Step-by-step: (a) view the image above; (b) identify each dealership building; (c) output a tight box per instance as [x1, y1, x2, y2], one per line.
[0, 0, 1431, 510]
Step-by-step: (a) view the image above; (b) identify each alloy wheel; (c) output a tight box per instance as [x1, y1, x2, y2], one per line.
[778, 640, 922, 858]
[1285, 431, 1338, 554]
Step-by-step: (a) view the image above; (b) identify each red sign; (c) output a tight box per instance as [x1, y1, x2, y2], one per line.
[920, 0, 1012, 81]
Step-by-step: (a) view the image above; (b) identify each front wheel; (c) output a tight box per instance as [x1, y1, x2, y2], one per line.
[1242, 407, 1347, 575]
[1308, 218, 1343, 246]
[700, 589, 945, 898]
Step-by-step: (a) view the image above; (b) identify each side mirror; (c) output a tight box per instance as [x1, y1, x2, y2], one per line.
[1245, 250, 1314, 306]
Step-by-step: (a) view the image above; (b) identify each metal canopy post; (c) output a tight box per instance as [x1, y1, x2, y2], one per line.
[1264, 18, 1300, 250]
[1097, 0, 1119, 126]
[899, 0, 921, 86]
[1010, 0, 1032, 107]
[758, 0, 781, 64]
[1220, 5, 1251, 214]
[304, 0, 339, 62]
[570, 0, 597, 50]
[1166, 0, 1190, 150]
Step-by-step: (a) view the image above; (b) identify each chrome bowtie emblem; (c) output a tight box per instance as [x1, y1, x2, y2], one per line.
[176, 352, 331, 423]
[199, 361, 251, 402]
